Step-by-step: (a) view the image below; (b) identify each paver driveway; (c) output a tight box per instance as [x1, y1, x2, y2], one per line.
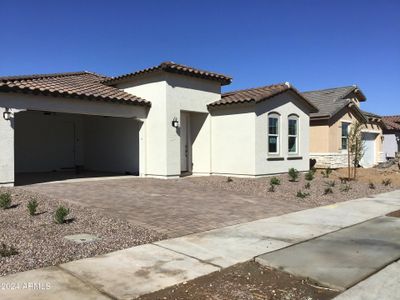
[21, 177, 298, 237]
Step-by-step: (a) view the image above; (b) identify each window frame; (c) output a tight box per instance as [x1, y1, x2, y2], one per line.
[288, 114, 299, 154]
[268, 112, 280, 155]
[341, 121, 351, 150]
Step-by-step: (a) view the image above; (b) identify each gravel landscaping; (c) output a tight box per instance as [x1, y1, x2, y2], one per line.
[0, 187, 165, 277]
[186, 168, 399, 209]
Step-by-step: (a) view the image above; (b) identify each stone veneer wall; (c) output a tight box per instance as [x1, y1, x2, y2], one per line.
[310, 153, 349, 169]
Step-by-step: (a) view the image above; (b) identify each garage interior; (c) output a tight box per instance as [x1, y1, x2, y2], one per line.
[14, 110, 141, 185]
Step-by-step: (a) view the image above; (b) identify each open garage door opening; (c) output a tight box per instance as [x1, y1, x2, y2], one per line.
[14, 110, 141, 185]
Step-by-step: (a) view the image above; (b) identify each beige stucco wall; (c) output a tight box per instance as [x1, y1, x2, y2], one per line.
[310, 107, 384, 167]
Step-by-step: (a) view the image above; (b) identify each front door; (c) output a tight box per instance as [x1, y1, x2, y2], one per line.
[180, 112, 190, 172]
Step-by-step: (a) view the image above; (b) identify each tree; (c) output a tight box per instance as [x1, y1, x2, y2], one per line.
[347, 121, 365, 180]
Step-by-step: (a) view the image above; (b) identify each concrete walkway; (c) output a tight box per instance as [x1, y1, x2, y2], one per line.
[1, 190, 399, 299]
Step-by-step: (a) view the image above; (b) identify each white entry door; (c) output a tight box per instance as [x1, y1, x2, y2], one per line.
[360, 132, 377, 168]
[180, 112, 190, 172]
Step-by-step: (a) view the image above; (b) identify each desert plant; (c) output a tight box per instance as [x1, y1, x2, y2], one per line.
[288, 168, 300, 182]
[368, 182, 376, 189]
[54, 206, 70, 224]
[270, 177, 281, 186]
[347, 121, 365, 180]
[325, 180, 336, 188]
[340, 184, 351, 192]
[296, 191, 310, 199]
[27, 199, 38, 216]
[0, 243, 18, 257]
[268, 184, 276, 192]
[304, 182, 311, 189]
[0, 193, 12, 209]
[304, 170, 315, 181]
[382, 178, 392, 186]
[323, 187, 333, 195]
[321, 167, 332, 178]
[226, 177, 233, 183]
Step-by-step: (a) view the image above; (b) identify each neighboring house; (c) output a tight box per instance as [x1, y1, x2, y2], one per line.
[0, 62, 316, 186]
[303, 86, 385, 168]
[382, 115, 400, 159]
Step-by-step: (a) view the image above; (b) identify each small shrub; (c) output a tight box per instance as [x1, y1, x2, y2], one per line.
[323, 187, 333, 195]
[321, 167, 333, 178]
[0, 193, 12, 209]
[340, 184, 351, 192]
[54, 206, 70, 224]
[288, 168, 300, 182]
[268, 184, 276, 192]
[0, 243, 18, 257]
[296, 191, 310, 199]
[325, 180, 335, 188]
[304, 182, 311, 189]
[382, 178, 392, 186]
[27, 199, 38, 216]
[304, 170, 315, 181]
[226, 177, 233, 183]
[270, 177, 281, 186]
[368, 182, 376, 190]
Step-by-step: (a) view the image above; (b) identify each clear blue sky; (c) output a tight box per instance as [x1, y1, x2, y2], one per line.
[1, 0, 399, 115]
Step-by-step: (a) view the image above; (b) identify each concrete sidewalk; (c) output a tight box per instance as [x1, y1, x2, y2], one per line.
[0, 190, 399, 299]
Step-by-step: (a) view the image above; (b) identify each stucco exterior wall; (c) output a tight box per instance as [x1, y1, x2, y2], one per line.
[120, 72, 220, 177]
[210, 105, 256, 176]
[310, 108, 384, 168]
[255, 91, 310, 174]
[0, 107, 14, 185]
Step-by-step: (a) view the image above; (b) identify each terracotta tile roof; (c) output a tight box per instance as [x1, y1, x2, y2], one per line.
[383, 115, 400, 123]
[382, 116, 400, 130]
[0, 72, 150, 106]
[103, 61, 232, 86]
[208, 83, 318, 112]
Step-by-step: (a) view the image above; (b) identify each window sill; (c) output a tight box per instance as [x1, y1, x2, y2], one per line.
[287, 156, 303, 160]
[267, 156, 284, 161]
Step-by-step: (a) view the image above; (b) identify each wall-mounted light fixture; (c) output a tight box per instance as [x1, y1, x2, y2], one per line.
[3, 108, 13, 121]
[171, 117, 179, 128]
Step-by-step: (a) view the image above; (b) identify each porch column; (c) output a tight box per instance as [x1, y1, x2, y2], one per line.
[0, 107, 15, 186]
[138, 118, 147, 177]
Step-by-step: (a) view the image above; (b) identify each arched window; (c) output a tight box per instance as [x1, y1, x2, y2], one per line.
[288, 114, 299, 154]
[268, 113, 280, 154]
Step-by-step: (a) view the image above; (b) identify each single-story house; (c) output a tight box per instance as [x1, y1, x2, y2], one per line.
[382, 115, 400, 159]
[0, 62, 317, 186]
[302, 85, 385, 168]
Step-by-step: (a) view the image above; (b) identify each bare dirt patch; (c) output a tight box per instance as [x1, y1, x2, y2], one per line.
[387, 210, 400, 218]
[0, 187, 166, 277]
[335, 166, 400, 187]
[137, 261, 339, 300]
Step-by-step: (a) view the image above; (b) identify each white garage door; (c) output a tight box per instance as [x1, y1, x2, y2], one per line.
[360, 132, 377, 168]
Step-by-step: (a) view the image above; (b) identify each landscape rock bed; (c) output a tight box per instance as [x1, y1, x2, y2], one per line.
[0, 187, 165, 277]
[186, 168, 399, 209]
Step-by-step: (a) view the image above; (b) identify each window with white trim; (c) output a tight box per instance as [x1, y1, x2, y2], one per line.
[341, 122, 350, 150]
[288, 115, 298, 154]
[268, 113, 280, 154]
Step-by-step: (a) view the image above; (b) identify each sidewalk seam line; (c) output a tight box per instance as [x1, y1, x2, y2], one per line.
[151, 243, 223, 270]
[56, 265, 117, 300]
